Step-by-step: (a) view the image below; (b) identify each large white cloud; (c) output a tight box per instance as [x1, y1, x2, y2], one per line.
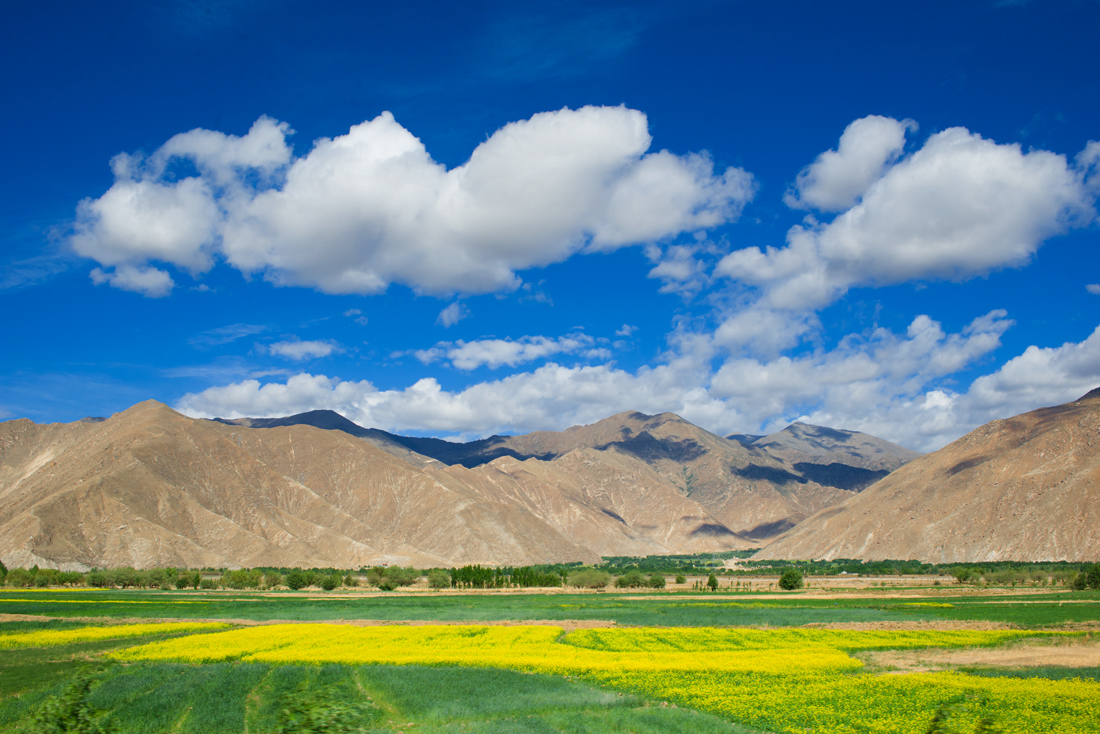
[720, 122, 1093, 309]
[73, 107, 755, 297]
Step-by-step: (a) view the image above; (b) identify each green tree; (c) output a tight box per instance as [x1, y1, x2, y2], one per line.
[706, 573, 719, 591]
[286, 570, 308, 591]
[427, 569, 450, 589]
[648, 573, 666, 589]
[25, 675, 115, 734]
[320, 574, 340, 591]
[6, 568, 33, 588]
[615, 570, 648, 588]
[1086, 564, 1100, 590]
[568, 568, 611, 589]
[779, 568, 804, 590]
[674, 574, 686, 584]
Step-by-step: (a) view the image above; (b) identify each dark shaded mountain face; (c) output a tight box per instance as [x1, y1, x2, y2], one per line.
[756, 389, 1100, 563]
[727, 422, 921, 492]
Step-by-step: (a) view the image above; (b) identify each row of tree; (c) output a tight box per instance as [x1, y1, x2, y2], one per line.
[3, 559, 1096, 591]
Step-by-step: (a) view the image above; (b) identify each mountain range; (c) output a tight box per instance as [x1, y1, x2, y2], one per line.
[0, 402, 916, 570]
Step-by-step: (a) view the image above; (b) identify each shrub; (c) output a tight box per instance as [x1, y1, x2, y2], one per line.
[320, 575, 340, 591]
[568, 568, 611, 589]
[1087, 564, 1100, 590]
[1071, 572, 1088, 591]
[199, 578, 217, 590]
[615, 570, 648, 588]
[342, 573, 357, 588]
[427, 569, 451, 589]
[265, 572, 284, 589]
[779, 568, 804, 591]
[648, 573, 666, 589]
[674, 574, 686, 584]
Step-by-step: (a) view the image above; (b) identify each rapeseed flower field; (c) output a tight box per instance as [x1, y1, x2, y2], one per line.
[0, 622, 229, 649]
[110, 624, 1098, 732]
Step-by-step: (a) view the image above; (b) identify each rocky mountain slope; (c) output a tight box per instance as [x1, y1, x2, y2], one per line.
[729, 422, 922, 491]
[1, 402, 919, 570]
[755, 389, 1100, 563]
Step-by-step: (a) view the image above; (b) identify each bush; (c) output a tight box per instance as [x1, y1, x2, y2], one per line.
[320, 574, 340, 591]
[199, 578, 217, 590]
[568, 568, 611, 589]
[1071, 572, 1088, 591]
[342, 573, 357, 588]
[779, 568, 804, 590]
[615, 570, 648, 588]
[648, 573, 666, 589]
[265, 572, 284, 589]
[427, 569, 451, 589]
[674, 574, 686, 584]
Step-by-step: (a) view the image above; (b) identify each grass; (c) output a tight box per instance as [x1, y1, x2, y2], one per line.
[0, 659, 762, 733]
[4, 587, 1099, 627]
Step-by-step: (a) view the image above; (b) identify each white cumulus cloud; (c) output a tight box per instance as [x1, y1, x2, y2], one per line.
[71, 107, 755, 298]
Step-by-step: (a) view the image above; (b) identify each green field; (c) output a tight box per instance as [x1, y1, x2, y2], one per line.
[2, 588, 1099, 627]
[1, 588, 1098, 732]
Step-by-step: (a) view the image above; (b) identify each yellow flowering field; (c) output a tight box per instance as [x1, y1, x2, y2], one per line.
[0, 622, 229, 649]
[109, 624, 1099, 732]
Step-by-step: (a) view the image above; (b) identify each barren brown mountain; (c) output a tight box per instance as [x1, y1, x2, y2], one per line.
[756, 389, 1100, 563]
[1, 402, 912, 570]
[225, 409, 882, 540]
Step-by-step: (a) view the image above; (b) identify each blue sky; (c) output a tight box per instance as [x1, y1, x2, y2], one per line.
[2, 0, 1098, 451]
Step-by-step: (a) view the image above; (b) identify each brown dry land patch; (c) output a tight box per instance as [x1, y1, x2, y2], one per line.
[860, 634, 1100, 673]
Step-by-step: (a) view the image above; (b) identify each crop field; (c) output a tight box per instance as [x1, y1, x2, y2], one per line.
[2, 587, 1099, 626]
[1, 588, 1098, 732]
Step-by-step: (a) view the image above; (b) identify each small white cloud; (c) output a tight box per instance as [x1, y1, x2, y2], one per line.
[90, 264, 174, 298]
[437, 302, 470, 328]
[343, 308, 368, 325]
[430, 334, 600, 370]
[785, 115, 916, 212]
[265, 339, 340, 361]
[615, 324, 637, 337]
[1087, 284, 1100, 295]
